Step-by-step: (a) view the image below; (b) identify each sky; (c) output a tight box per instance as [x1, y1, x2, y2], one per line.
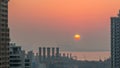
[8, 0, 120, 52]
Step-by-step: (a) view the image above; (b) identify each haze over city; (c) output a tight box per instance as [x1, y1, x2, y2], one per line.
[9, 0, 120, 52]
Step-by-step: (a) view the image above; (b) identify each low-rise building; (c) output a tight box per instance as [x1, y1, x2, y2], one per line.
[10, 43, 32, 68]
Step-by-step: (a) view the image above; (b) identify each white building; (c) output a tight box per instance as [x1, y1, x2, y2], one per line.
[10, 43, 32, 68]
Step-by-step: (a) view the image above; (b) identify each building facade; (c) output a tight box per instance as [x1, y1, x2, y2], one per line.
[10, 43, 32, 68]
[10, 43, 25, 68]
[111, 10, 120, 68]
[39, 47, 60, 62]
[0, 0, 10, 68]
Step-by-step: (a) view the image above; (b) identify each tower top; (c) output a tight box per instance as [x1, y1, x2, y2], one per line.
[118, 10, 120, 17]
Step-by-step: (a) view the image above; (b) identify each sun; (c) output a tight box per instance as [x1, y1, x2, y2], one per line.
[74, 34, 80, 40]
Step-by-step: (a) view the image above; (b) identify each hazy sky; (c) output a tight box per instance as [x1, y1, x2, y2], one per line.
[9, 0, 120, 52]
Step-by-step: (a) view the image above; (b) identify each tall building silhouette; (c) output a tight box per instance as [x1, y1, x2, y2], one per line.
[111, 10, 120, 68]
[0, 0, 10, 68]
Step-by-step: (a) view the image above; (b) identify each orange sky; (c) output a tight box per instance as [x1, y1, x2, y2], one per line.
[9, 0, 120, 51]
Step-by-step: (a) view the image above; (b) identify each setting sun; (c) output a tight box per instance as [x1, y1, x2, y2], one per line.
[74, 34, 80, 40]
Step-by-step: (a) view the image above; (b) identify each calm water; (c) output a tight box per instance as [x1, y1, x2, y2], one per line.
[61, 51, 110, 61]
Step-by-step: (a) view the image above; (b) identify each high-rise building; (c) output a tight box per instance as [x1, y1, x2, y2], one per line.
[47, 47, 50, 58]
[56, 47, 59, 57]
[0, 0, 10, 68]
[43, 47, 46, 60]
[111, 10, 120, 68]
[52, 47, 55, 57]
[39, 47, 42, 62]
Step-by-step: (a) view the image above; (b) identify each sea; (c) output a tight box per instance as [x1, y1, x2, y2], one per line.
[61, 51, 110, 61]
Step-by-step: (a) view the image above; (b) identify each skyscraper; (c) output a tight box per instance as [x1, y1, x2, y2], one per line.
[111, 10, 120, 68]
[0, 0, 10, 68]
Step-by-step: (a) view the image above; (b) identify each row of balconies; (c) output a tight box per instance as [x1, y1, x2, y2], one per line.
[0, 3, 8, 8]
[0, 8, 7, 13]
[0, 47, 9, 51]
[0, 51, 9, 55]
[0, 38, 10, 42]
[0, 18, 8, 22]
[0, 16, 8, 20]
[0, 33, 9, 37]
[0, 0, 8, 5]
[0, 23, 8, 28]
[0, 63, 9, 68]
[0, 6, 8, 12]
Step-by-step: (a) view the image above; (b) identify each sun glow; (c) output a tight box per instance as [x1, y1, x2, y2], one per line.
[74, 34, 80, 40]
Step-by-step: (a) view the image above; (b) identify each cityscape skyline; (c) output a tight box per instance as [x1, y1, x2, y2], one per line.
[9, 43, 111, 68]
[1, 0, 119, 68]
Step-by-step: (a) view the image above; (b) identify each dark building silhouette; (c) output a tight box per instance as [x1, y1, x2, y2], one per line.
[56, 47, 59, 57]
[52, 48, 55, 57]
[43, 47, 46, 60]
[38, 47, 60, 62]
[0, 0, 10, 68]
[47, 47, 50, 58]
[39, 47, 42, 62]
[111, 10, 120, 68]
